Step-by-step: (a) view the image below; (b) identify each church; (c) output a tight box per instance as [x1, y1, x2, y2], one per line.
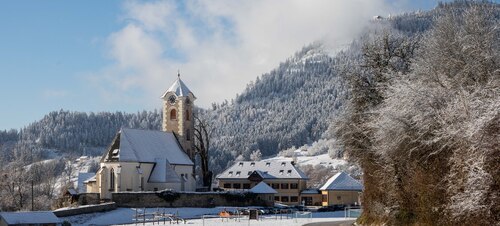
[85, 74, 197, 199]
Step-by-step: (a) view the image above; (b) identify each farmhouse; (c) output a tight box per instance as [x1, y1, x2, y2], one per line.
[86, 75, 197, 199]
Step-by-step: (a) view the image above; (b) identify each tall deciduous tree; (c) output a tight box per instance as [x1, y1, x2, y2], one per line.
[193, 110, 213, 189]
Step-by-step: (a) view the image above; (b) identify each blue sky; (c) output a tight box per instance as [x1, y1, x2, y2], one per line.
[0, 0, 464, 130]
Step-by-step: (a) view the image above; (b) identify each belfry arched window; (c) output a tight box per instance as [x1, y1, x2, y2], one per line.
[185, 110, 190, 121]
[170, 109, 177, 120]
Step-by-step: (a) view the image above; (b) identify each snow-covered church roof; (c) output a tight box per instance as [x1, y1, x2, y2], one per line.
[161, 76, 195, 98]
[249, 182, 278, 194]
[106, 128, 193, 166]
[320, 172, 363, 191]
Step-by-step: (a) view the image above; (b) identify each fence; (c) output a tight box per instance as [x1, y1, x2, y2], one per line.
[132, 208, 187, 225]
[344, 206, 362, 218]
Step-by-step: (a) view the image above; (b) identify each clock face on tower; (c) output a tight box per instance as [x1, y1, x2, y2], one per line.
[168, 95, 176, 105]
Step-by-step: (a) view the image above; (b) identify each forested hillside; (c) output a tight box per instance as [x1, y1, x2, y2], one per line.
[207, 44, 349, 172]
[0, 110, 162, 166]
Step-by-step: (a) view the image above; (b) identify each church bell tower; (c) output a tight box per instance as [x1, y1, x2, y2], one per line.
[161, 72, 196, 160]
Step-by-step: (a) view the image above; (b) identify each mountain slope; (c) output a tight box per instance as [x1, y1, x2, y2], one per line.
[207, 44, 351, 172]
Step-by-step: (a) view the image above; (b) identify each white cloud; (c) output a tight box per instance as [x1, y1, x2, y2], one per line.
[88, 0, 409, 109]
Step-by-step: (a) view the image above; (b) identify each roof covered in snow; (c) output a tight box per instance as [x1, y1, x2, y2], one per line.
[148, 158, 181, 183]
[113, 128, 193, 166]
[216, 160, 308, 180]
[249, 182, 278, 194]
[77, 172, 96, 193]
[319, 172, 363, 191]
[0, 211, 63, 224]
[161, 77, 195, 98]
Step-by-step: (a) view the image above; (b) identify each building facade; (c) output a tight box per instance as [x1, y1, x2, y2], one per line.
[86, 75, 197, 199]
[319, 172, 363, 206]
[216, 160, 309, 205]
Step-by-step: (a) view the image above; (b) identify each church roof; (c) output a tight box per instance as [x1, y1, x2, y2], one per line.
[161, 77, 195, 98]
[217, 160, 308, 180]
[249, 182, 278, 194]
[114, 128, 193, 165]
[319, 172, 363, 191]
[149, 158, 182, 183]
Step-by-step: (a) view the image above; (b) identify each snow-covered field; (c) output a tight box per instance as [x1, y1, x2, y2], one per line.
[61, 207, 354, 226]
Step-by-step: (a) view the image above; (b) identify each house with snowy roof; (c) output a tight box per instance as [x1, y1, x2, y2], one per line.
[319, 171, 363, 206]
[216, 160, 308, 205]
[0, 211, 63, 226]
[85, 74, 197, 200]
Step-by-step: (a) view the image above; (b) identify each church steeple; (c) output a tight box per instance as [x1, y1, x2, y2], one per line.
[161, 73, 196, 160]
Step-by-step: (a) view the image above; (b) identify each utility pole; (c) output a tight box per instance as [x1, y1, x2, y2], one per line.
[31, 180, 34, 211]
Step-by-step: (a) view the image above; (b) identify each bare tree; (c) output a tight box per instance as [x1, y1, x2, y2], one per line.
[193, 111, 213, 189]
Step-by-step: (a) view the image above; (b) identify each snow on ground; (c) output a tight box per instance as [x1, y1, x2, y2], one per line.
[61, 207, 354, 226]
[267, 153, 347, 168]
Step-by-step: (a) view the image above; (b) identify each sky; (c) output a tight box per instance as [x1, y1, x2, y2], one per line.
[0, 0, 454, 130]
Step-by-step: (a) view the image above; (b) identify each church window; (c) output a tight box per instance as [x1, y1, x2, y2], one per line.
[186, 129, 191, 140]
[185, 110, 190, 121]
[110, 168, 115, 191]
[170, 109, 177, 120]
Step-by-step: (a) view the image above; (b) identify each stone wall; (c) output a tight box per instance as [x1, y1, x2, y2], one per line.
[78, 193, 100, 205]
[53, 202, 117, 217]
[112, 191, 274, 208]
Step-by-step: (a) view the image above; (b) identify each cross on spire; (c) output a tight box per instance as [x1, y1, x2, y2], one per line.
[177, 70, 180, 78]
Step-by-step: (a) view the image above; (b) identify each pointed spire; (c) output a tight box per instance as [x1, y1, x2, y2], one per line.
[160, 70, 196, 99]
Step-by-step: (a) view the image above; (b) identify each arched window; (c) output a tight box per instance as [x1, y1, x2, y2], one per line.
[185, 110, 190, 121]
[110, 168, 115, 191]
[170, 109, 177, 120]
[186, 129, 191, 141]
